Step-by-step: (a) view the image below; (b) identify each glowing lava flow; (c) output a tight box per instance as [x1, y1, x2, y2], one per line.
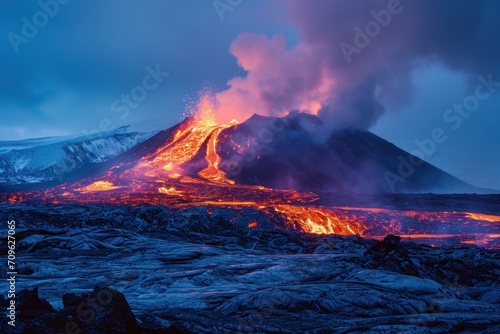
[273, 205, 365, 235]
[137, 94, 238, 186]
[465, 213, 500, 222]
[197, 124, 237, 184]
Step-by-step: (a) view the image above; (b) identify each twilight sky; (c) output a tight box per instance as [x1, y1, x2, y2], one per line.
[1, 0, 499, 189]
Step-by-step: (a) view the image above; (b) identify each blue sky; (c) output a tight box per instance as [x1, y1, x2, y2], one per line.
[372, 65, 500, 189]
[0, 0, 291, 138]
[1, 0, 499, 189]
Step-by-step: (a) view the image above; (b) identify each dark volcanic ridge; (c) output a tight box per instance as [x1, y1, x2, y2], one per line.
[213, 112, 483, 194]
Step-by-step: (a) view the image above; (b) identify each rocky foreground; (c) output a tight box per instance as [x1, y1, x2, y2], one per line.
[1, 204, 499, 333]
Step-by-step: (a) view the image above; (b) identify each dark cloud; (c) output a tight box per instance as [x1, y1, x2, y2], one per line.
[0, 0, 284, 139]
[290, 0, 500, 128]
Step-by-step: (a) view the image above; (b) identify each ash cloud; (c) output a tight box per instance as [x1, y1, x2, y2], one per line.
[215, 0, 500, 129]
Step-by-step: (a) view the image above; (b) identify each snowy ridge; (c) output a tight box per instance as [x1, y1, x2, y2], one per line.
[0, 126, 157, 187]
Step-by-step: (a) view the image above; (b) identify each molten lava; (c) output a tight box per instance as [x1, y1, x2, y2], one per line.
[465, 213, 500, 222]
[2, 91, 499, 248]
[273, 205, 365, 235]
[77, 181, 122, 193]
[197, 124, 237, 184]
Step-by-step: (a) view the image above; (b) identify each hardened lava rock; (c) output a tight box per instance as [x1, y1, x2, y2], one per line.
[0, 287, 188, 334]
[364, 234, 421, 277]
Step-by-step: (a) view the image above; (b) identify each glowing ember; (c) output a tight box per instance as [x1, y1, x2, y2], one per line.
[248, 222, 259, 228]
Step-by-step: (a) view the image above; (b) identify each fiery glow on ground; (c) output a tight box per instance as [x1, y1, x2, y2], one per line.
[77, 181, 122, 193]
[2, 91, 499, 248]
[273, 204, 365, 235]
[464, 213, 500, 222]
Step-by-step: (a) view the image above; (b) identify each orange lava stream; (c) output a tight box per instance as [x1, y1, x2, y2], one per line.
[370, 233, 500, 239]
[141, 119, 215, 178]
[465, 213, 500, 222]
[273, 204, 366, 235]
[197, 124, 236, 184]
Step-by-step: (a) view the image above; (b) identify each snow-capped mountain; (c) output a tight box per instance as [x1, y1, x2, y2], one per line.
[0, 126, 157, 190]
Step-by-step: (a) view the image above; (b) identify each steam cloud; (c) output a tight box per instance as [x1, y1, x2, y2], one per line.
[215, 0, 500, 129]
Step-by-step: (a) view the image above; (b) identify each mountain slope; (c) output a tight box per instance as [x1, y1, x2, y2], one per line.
[213, 113, 481, 194]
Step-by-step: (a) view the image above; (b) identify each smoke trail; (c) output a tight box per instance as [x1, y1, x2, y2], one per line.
[215, 0, 500, 130]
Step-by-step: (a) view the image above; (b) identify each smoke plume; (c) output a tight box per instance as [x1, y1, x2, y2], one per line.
[215, 0, 500, 129]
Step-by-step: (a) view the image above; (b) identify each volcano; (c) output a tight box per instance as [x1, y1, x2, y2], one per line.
[2, 111, 479, 194]
[2, 108, 499, 247]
